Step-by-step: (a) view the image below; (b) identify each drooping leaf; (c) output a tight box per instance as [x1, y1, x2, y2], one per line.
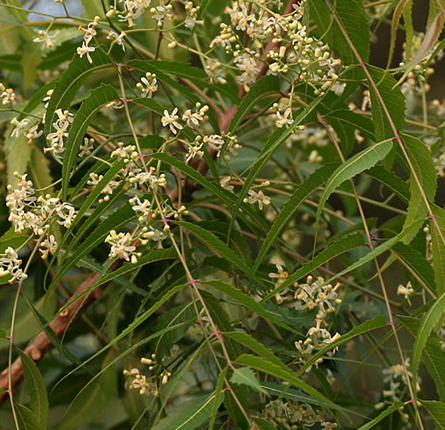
[297, 315, 388, 375]
[56, 351, 117, 430]
[399, 316, 445, 402]
[316, 139, 393, 235]
[230, 367, 267, 393]
[177, 221, 266, 287]
[356, 402, 404, 430]
[234, 354, 343, 413]
[205, 280, 295, 332]
[421, 400, 445, 429]
[412, 289, 445, 399]
[255, 163, 338, 270]
[431, 205, 445, 295]
[18, 350, 49, 430]
[367, 65, 405, 141]
[152, 394, 223, 430]
[263, 233, 365, 301]
[309, 0, 370, 64]
[45, 48, 113, 135]
[62, 83, 119, 199]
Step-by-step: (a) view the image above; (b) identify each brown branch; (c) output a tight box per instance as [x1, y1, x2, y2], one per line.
[0, 0, 300, 406]
[0, 258, 124, 404]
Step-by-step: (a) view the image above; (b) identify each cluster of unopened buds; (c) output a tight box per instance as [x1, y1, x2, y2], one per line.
[261, 399, 337, 430]
[0, 83, 16, 106]
[375, 358, 420, 423]
[123, 354, 172, 396]
[6, 172, 77, 235]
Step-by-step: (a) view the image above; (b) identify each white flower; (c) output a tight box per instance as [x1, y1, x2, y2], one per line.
[10, 118, 29, 138]
[235, 52, 260, 85]
[1, 86, 16, 106]
[25, 125, 43, 144]
[220, 176, 234, 192]
[79, 137, 95, 157]
[397, 281, 414, 305]
[39, 235, 58, 259]
[107, 31, 127, 51]
[56, 203, 77, 228]
[136, 72, 158, 98]
[77, 42, 95, 63]
[243, 189, 271, 210]
[105, 230, 138, 261]
[150, 3, 173, 27]
[45, 119, 70, 154]
[33, 30, 59, 49]
[0, 247, 27, 283]
[275, 108, 293, 128]
[203, 134, 224, 155]
[182, 109, 203, 128]
[269, 264, 289, 289]
[161, 108, 183, 134]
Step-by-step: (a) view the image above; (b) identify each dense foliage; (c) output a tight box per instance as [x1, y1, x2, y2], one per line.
[1, 0, 445, 428]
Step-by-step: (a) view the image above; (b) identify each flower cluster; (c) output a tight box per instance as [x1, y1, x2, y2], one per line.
[0, 83, 16, 106]
[0, 247, 27, 284]
[6, 172, 76, 235]
[77, 16, 100, 63]
[123, 354, 172, 396]
[261, 399, 337, 430]
[117, 0, 152, 27]
[210, 0, 342, 94]
[375, 359, 420, 423]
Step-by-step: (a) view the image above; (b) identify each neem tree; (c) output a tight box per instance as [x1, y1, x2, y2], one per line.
[1, 0, 445, 428]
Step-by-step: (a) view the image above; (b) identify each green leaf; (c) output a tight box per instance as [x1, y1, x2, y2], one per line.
[387, 0, 412, 68]
[310, 0, 370, 64]
[55, 351, 117, 430]
[262, 233, 365, 301]
[316, 139, 393, 235]
[62, 83, 118, 199]
[255, 163, 338, 270]
[323, 219, 424, 287]
[234, 354, 342, 413]
[228, 76, 280, 133]
[208, 368, 228, 430]
[399, 316, 445, 402]
[391, 243, 436, 293]
[224, 331, 284, 368]
[367, 65, 405, 141]
[152, 394, 222, 430]
[45, 47, 113, 136]
[412, 289, 445, 399]
[356, 402, 404, 430]
[154, 302, 197, 357]
[18, 350, 49, 430]
[400, 134, 437, 245]
[230, 367, 266, 394]
[176, 221, 266, 287]
[421, 400, 445, 429]
[149, 153, 269, 232]
[431, 204, 445, 295]
[16, 404, 39, 430]
[297, 315, 388, 375]
[205, 280, 295, 333]
[367, 166, 410, 203]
